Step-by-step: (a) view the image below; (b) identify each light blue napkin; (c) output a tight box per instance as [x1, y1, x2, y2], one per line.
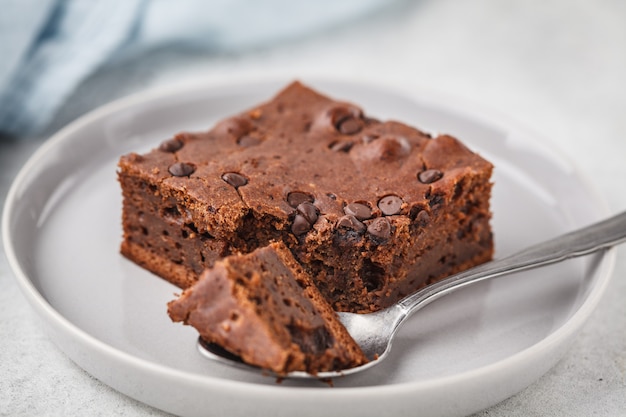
[0, 0, 391, 137]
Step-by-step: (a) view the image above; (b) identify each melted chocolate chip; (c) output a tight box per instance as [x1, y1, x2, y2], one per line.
[291, 214, 312, 235]
[367, 217, 391, 240]
[168, 162, 196, 177]
[297, 202, 318, 224]
[159, 138, 183, 153]
[415, 210, 430, 226]
[379, 136, 410, 159]
[221, 172, 248, 188]
[215, 117, 253, 139]
[408, 204, 424, 220]
[337, 215, 366, 232]
[237, 135, 262, 147]
[352, 135, 410, 163]
[329, 140, 354, 152]
[378, 195, 403, 216]
[287, 191, 314, 208]
[344, 203, 372, 220]
[418, 169, 443, 184]
[328, 106, 362, 126]
[337, 117, 364, 135]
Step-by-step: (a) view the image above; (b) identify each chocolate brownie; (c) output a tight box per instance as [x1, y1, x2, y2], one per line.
[118, 81, 494, 312]
[167, 242, 368, 374]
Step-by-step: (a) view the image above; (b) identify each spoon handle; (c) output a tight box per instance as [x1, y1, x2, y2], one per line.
[399, 211, 626, 315]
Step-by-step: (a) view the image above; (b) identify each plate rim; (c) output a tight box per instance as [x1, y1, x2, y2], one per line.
[2, 75, 616, 409]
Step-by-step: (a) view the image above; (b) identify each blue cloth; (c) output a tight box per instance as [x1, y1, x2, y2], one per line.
[0, 0, 391, 137]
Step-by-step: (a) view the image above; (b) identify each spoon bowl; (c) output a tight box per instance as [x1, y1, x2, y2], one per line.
[199, 211, 626, 379]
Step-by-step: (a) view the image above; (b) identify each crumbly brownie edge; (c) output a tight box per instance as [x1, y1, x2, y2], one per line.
[167, 262, 296, 372]
[168, 242, 367, 374]
[297, 164, 493, 312]
[270, 242, 368, 370]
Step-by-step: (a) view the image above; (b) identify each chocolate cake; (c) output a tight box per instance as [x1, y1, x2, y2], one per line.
[119, 81, 494, 312]
[168, 242, 368, 374]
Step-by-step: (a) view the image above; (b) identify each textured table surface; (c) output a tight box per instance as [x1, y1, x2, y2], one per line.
[1, 1, 625, 416]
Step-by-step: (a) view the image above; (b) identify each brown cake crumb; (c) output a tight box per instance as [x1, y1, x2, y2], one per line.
[167, 242, 368, 374]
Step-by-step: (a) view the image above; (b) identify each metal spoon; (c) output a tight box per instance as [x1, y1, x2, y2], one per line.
[198, 211, 626, 379]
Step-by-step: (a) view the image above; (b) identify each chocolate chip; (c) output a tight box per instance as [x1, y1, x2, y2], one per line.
[168, 162, 196, 177]
[415, 210, 430, 226]
[328, 106, 362, 126]
[337, 117, 364, 135]
[329, 140, 354, 152]
[291, 214, 312, 235]
[326, 193, 337, 200]
[418, 169, 443, 184]
[297, 202, 318, 224]
[337, 215, 366, 232]
[378, 195, 403, 216]
[344, 203, 372, 220]
[379, 136, 410, 159]
[408, 205, 423, 220]
[214, 117, 253, 139]
[221, 172, 248, 188]
[367, 217, 391, 240]
[287, 191, 314, 208]
[353, 135, 410, 163]
[237, 135, 262, 147]
[159, 138, 183, 153]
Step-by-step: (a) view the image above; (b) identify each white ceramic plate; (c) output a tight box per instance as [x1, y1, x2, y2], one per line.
[3, 78, 615, 417]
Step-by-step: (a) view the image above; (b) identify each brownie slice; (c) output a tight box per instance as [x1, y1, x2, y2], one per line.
[119, 81, 494, 312]
[167, 242, 368, 374]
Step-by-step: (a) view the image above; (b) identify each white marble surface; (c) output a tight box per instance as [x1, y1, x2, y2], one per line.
[1, 0, 625, 415]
